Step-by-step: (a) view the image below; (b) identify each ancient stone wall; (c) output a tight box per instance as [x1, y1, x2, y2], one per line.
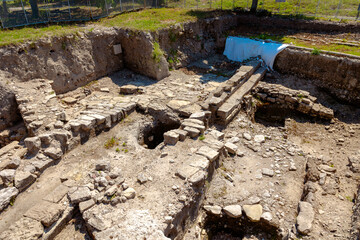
[274, 48, 360, 105]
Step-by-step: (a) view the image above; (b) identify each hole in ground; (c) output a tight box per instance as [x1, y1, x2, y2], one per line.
[203, 214, 280, 240]
[254, 104, 317, 127]
[139, 119, 181, 149]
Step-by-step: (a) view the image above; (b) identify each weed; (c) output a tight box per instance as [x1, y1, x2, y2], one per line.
[199, 135, 205, 141]
[311, 48, 321, 55]
[116, 148, 120, 152]
[49, 91, 55, 95]
[61, 41, 67, 50]
[345, 196, 353, 202]
[29, 42, 36, 49]
[83, 80, 98, 88]
[330, 164, 334, 168]
[124, 149, 128, 153]
[122, 142, 126, 147]
[152, 41, 164, 63]
[110, 193, 116, 200]
[9, 196, 16, 206]
[169, 31, 177, 42]
[104, 137, 119, 149]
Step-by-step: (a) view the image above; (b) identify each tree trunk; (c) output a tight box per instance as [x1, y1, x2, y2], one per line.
[250, 0, 258, 12]
[29, 0, 39, 18]
[2, 0, 8, 16]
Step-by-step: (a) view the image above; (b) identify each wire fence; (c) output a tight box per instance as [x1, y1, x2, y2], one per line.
[0, 0, 359, 28]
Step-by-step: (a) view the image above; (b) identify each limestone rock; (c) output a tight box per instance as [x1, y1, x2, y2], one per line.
[0, 217, 43, 239]
[296, 201, 314, 235]
[196, 146, 219, 162]
[0, 187, 18, 211]
[262, 168, 274, 177]
[79, 199, 96, 213]
[14, 171, 36, 192]
[225, 142, 238, 154]
[164, 131, 179, 145]
[24, 201, 65, 227]
[95, 160, 111, 172]
[223, 205, 242, 218]
[62, 97, 77, 104]
[0, 169, 16, 184]
[243, 204, 263, 222]
[254, 135, 265, 143]
[204, 205, 222, 215]
[44, 147, 63, 160]
[24, 137, 41, 154]
[123, 188, 136, 199]
[68, 186, 91, 204]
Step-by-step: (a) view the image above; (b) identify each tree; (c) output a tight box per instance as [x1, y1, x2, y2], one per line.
[2, 0, 8, 16]
[29, 0, 39, 18]
[250, 0, 258, 12]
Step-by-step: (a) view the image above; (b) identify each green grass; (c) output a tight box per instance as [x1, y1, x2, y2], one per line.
[248, 33, 360, 57]
[311, 48, 321, 55]
[0, 8, 226, 46]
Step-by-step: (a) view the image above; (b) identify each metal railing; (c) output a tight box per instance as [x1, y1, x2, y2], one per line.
[0, 0, 359, 29]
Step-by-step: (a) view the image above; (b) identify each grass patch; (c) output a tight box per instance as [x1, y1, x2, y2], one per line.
[199, 135, 205, 140]
[311, 48, 321, 55]
[104, 137, 120, 149]
[152, 41, 164, 63]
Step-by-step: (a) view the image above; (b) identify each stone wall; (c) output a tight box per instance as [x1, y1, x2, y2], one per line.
[274, 48, 360, 105]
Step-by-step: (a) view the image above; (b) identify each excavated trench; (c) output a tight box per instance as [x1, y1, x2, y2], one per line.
[0, 12, 359, 240]
[203, 215, 280, 240]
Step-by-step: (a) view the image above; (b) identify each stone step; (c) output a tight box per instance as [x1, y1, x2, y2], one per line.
[201, 61, 261, 112]
[217, 67, 267, 125]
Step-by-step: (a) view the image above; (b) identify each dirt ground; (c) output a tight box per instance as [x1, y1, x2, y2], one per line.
[0, 54, 359, 240]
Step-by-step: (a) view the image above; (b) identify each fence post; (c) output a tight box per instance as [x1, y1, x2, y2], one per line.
[20, 0, 29, 24]
[0, 15, 4, 29]
[119, 0, 122, 11]
[105, 0, 109, 15]
[209, 0, 211, 9]
[67, 0, 72, 19]
[197, 0, 199, 9]
[315, 0, 320, 17]
[246, 0, 248, 9]
[221, 0, 222, 10]
[335, 0, 342, 18]
[132, 0, 135, 10]
[232, 0, 234, 10]
[296, 0, 301, 15]
[44, 0, 50, 22]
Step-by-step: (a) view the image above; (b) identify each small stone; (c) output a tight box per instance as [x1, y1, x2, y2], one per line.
[137, 173, 148, 184]
[95, 160, 110, 172]
[225, 142, 238, 155]
[122, 188, 136, 199]
[223, 205, 242, 218]
[79, 199, 95, 213]
[262, 168, 274, 177]
[289, 162, 297, 171]
[243, 132, 252, 141]
[261, 212, 273, 222]
[105, 185, 118, 196]
[254, 135, 265, 143]
[62, 97, 77, 104]
[203, 205, 222, 215]
[100, 88, 110, 93]
[243, 204, 263, 222]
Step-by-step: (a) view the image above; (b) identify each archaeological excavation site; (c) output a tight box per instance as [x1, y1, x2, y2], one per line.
[0, 11, 359, 240]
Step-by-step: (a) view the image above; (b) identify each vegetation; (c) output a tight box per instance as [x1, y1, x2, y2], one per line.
[104, 137, 120, 149]
[199, 135, 205, 140]
[311, 48, 321, 55]
[152, 41, 164, 63]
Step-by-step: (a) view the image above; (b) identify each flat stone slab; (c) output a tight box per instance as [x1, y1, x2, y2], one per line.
[68, 186, 92, 204]
[297, 201, 314, 235]
[0, 217, 43, 239]
[43, 184, 69, 203]
[14, 171, 36, 192]
[24, 200, 65, 227]
[196, 146, 219, 162]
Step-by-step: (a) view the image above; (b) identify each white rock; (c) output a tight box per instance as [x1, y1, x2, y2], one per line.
[223, 205, 242, 218]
